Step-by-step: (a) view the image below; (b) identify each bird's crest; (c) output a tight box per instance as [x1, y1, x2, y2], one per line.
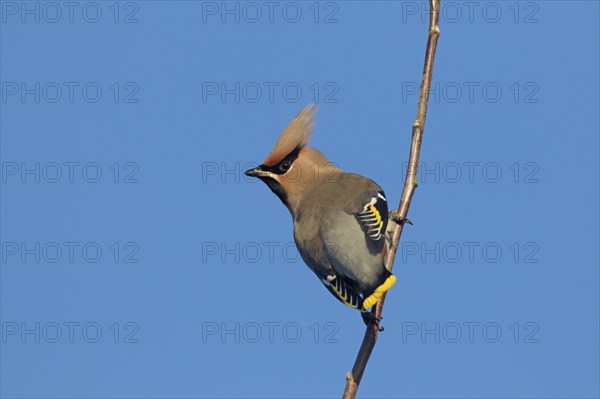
[262, 103, 316, 167]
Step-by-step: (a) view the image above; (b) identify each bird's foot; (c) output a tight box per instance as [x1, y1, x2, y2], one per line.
[390, 210, 413, 226]
[361, 311, 384, 331]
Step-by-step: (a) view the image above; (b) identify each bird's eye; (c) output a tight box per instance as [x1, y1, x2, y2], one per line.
[279, 160, 292, 173]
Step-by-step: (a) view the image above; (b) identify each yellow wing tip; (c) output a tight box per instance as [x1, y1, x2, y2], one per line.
[362, 274, 397, 309]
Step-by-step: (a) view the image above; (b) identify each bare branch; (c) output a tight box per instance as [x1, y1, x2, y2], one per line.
[342, 1, 441, 397]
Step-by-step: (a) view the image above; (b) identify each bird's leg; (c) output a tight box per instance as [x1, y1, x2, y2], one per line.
[361, 310, 384, 331]
[390, 209, 413, 226]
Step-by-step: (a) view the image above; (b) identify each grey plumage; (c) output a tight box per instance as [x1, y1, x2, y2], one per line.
[294, 172, 389, 295]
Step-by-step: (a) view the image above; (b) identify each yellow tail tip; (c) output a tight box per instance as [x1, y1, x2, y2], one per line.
[362, 274, 397, 309]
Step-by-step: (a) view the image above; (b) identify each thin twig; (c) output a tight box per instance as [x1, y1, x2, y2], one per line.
[342, 2, 441, 398]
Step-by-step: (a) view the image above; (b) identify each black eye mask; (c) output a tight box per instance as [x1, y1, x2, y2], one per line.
[253, 146, 302, 206]
[263, 146, 301, 175]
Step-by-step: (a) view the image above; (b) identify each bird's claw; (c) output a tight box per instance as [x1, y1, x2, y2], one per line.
[390, 210, 413, 226]
[361, 311, 384, 331]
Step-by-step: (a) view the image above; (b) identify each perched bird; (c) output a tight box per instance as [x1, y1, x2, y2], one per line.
[245, 104, 396, 323]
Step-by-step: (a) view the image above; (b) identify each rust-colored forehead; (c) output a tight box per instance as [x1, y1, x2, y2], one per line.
[262, 103, 316, 167]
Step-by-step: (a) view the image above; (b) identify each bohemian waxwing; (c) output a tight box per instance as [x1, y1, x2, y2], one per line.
[245, 103, 396, 323]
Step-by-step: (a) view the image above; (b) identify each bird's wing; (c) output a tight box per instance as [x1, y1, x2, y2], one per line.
[333, 173, 389, 246]
[315, 175, 390, 291]
[352, 189, 389, 243]
[321, 272, 364, 310]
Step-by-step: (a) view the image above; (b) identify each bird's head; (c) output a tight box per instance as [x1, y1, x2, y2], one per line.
[245, 103, 339, 213]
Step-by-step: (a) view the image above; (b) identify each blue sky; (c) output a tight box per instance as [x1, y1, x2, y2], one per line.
[1, 1, 599, 398]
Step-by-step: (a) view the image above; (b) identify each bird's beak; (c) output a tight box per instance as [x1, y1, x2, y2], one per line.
[244, 166, 266, 178]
